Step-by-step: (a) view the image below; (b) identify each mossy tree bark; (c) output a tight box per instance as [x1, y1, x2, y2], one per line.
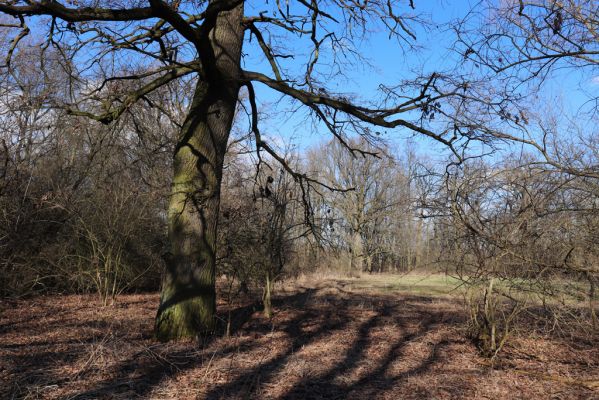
[155, 3, 244, 341]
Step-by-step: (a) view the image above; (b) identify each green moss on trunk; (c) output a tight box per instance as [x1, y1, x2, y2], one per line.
[155, 286, 215, 341]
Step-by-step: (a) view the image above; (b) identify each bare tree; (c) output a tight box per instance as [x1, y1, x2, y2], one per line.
[309, 138, 411, 275]
[0, 0, 465, 340]
[420, 145, 599, 356]
[449, 0, 599, 175]
[0, 41, 184, 298]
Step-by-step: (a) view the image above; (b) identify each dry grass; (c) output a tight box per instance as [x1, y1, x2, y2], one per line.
[1, 275, 597, 399]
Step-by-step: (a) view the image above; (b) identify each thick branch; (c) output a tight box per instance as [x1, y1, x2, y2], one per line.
[148, 0, 201, 44]
[67, 64, 197, 124]
[0, 2, 154, 22]
[247, 23, 283, 81]
[243, 70, 456, 149]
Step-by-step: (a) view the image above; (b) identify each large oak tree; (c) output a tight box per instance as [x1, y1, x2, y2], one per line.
[0, 0, 460, 340]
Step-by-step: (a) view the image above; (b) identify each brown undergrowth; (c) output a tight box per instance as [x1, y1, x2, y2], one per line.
[1, 278, 597, 399]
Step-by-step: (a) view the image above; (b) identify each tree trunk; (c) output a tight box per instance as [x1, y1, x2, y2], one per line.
[155, 2, 244, 341]
[365, 253, 373, 274]
[263, 270, 273, 318]
[349, 231, 363, 277]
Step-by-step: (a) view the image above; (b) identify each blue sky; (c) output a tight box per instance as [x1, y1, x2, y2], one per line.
[242, 0, 475, 156]
[242, 0, 598, 162]
[4, 0, 595, 162]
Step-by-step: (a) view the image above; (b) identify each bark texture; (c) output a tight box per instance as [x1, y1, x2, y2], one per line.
[155, 2, 244, 341]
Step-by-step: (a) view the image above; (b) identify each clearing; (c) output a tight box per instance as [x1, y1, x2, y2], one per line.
[1, 274, 598, 399]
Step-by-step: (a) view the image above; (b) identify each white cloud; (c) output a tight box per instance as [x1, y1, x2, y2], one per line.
[591, 76, 599, 86]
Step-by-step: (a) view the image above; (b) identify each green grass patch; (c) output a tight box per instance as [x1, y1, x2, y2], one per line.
[335, 273, 463, 297]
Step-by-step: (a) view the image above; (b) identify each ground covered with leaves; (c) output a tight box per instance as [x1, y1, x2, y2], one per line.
[1, 276, 598, 399]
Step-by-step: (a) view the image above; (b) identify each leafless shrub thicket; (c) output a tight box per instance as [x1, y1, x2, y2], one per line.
[433, 0, 599, 355]
[0, 49, 180, 300]
[217, 144, 309, 318]
[418, 146, 599, 355]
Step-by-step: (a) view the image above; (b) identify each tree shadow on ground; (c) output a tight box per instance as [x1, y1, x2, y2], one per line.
[202, 289, 467, 399]
[1, 287, 465, 399]
[5, 285, 594, 399]
[58, 286, 465, 399]
[62, 289, 323, 399]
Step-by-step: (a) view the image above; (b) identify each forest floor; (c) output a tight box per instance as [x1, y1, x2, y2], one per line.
[1, 273, 598, 399]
